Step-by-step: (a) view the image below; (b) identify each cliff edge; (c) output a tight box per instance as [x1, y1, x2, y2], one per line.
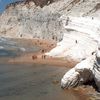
[0, 0, 62, 40]
[0, 0, 100, 41]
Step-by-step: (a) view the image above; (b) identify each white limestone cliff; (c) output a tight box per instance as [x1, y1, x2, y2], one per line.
[44, 16, 100, 91]
[45, 16, 100, 61]
[0, 0, 100, 41]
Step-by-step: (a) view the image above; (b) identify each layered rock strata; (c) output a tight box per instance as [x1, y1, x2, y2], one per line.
[0, 0, 100, 41]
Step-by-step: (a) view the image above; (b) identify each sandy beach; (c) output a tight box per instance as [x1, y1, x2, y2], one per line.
[8, 38, 78, 68]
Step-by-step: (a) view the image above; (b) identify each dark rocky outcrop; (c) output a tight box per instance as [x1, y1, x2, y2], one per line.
[25, 0, 54, 7]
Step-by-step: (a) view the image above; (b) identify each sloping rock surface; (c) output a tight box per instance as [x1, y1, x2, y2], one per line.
[0, 0, 100, 40]
[45, 16, 100, 61]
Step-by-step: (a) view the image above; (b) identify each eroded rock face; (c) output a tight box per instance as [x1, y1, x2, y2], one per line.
[61, 54, 95, 89]
[0, 0, 100, 41]
[44, 16, 100, 91]
[61, 51, 100, 91]
[0, 0, 63, 41]
[45, 16, 100, 61]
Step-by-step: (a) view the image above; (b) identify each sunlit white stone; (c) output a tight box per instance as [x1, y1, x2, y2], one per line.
[61, 55, 95, 89]
[45, 16, 100, 91]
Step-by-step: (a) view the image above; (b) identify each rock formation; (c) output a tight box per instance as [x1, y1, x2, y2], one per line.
[0, 0, 100, 41]
[61, 51, 100, 91]
[45, 16, 100, 61]
[45, 16, 100, 91]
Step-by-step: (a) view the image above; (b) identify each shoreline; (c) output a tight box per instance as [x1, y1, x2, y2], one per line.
[6, 38, 78, 68]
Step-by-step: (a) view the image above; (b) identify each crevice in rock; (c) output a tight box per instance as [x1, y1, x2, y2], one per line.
[83, 3, 100, 16]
